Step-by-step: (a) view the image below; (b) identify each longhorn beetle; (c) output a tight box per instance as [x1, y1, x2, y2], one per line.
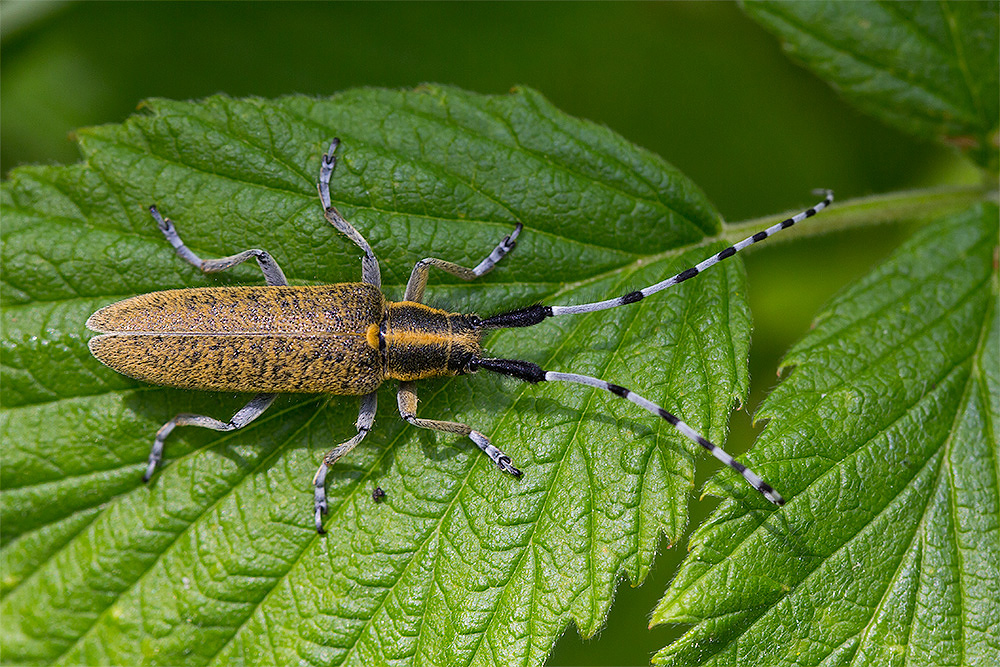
[87, 139, 833, 533]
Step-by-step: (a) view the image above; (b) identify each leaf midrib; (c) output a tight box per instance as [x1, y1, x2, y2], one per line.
[462, 261, 662, 664]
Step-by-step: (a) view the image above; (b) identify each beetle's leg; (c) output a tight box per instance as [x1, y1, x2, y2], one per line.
[145, 393, 277, 482]
[149, 206, 289, 286]
[403, 223, 523, 303]
[396, 381, 521, 476]
[318, 139, 382, 288]
[312, 391, 377, 534]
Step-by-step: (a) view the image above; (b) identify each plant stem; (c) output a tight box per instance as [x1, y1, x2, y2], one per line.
[722, 185, 996, 244]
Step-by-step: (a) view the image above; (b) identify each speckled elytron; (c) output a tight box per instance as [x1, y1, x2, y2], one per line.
[88, 139, 833, 532]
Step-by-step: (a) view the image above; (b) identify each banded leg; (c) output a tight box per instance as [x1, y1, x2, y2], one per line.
[478, 190, 834, 329]
[404, 223, 523, 302]
[471, 358, 785, 506]
[145, 393, 277, 482]
[397, 381, 521, 477]
[318, 139, 381, 288]
[312, 391, 377, 534]
[149, 206, 288, 286]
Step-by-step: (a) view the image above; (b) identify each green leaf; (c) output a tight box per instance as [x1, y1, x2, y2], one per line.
[1, 87, 760, 665]
[651, 203, 999, 666]
[744, 0, 1000, 172]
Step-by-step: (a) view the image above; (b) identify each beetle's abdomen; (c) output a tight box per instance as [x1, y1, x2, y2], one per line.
[87, 284, 385, 394]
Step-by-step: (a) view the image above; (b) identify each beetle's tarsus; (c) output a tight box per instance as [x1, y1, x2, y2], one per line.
[313, 459, 332, 533]
[498, 456, 522, 478]
[142, 449, 159, 481]
[314, 495, 329, 534]
[149, 205, 170, 232]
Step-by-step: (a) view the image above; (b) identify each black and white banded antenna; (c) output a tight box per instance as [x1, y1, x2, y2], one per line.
[470, 358, 785, 505]
[479, 190, 833, 328]
[473, 190, 835, 506]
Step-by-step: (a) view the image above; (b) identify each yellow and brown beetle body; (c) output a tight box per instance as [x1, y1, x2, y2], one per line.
[88, 139, 831, 531]
[88, 283, 482, 394]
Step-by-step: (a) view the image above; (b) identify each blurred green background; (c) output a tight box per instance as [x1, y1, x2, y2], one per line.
[0, 2, 980, 665]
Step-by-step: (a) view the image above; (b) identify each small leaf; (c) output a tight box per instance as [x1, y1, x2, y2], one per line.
[652, 203, 999, 667]
[2, 87, 758, 665]
[744, 0, 1000, 172]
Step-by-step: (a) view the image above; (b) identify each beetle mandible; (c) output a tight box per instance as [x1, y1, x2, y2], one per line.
[87, 139, 833, 532]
